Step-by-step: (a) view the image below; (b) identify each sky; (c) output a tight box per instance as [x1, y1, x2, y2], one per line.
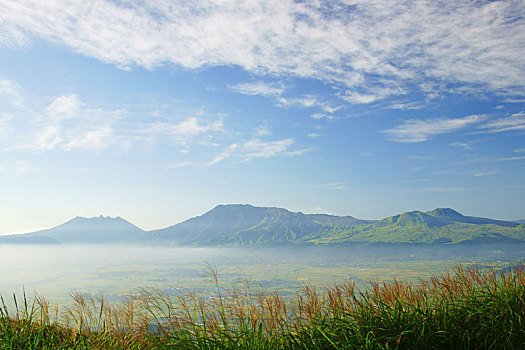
[0, 0, 524, 234]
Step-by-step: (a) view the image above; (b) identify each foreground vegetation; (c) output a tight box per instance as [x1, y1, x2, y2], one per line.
[1, 264, 524, 349]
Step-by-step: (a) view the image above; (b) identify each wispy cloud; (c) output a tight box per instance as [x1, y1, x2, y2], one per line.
[420, 187, 471, 192]
[1, 94, 123, 153]
[474, 171, 498, 177]
[0, 114, 14, 140]
[253, 125, 270, 137]
[230, 82, 339, 113]
[387, 102, 424, 110]
[228, 81, 284, 96]
[450, 141, 478, 150]
[502, 98, 525, 103]
[3, 1, 523, 100]
[383, 115, 484, 143]
[310, 113, 335, 120]
[277, 96, 338, 113]
[284, 147, 312, 156]
[34, 94, 122, 152]
[167, 161, 192, 169]
[145, 117, 223, 140]
[341, 85, 405, 105]
[0, 79, 22, 108]
[479, 111, 525, 133]
[206, 137, 306, 165]
[494, 156, 525, 162]
[14, 160, 40, 174]
[240, 138, 294, 161]
[315, 181, 347, 190]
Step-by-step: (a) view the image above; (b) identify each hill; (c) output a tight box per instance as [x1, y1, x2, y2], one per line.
[1, 205, 524, 246]
[312, 208, 524, 244]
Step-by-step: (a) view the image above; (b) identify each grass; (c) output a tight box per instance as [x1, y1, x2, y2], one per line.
[1, 263, 524, 349]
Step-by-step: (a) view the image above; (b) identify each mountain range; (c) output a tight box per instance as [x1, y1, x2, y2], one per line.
[1, 204, 524, 246]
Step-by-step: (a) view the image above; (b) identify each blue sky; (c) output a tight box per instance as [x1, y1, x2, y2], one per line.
[0, 0, 524, 233]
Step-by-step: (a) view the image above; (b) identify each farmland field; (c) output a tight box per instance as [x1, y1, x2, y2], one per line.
[1, 243, 523, 304]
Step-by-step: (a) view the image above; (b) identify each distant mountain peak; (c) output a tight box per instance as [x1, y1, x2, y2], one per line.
[426, 208, 464, 218]
[70, 215, 125, 222]
[23, 215, 146, 244]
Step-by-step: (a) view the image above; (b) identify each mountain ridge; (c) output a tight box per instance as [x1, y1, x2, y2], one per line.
[1, 205, 523, 245]
[23, 215, 145, 244]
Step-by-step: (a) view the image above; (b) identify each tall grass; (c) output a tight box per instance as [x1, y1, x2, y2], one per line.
[1, 263, 524, 349]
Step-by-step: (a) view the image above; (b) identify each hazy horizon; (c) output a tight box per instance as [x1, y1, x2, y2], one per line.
[0, 1, 524, 234]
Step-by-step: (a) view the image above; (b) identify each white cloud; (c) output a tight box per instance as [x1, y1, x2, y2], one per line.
[253, 125, 270, 136]
[420, 187, 470, 192]
[383, 114, 484, 143]
[167, 161, 192, 169]
[0, 114, 14, 140]
[63, 126, 113, 152]
[502, 98, 525, 103]
[450, 141, 477, 150]
[307, 132, 322, 137]
[241, 138, 294, 161]
[387, 102, 424, 110]
[315, 181, 348, 190]
[143, 116, 223, 148]
[479, 111, 525, 133]
[45, 94, 83, 120]
[494, 156, 525, 162]
[4, 1, 522, 99]
[342, 85, 405, 104]
[310, 113, 334, 120]
[284, 148, 312, 156]
[474, 171, 498, 177]
[14, 160, 40, 174]
[228, 81, 284, 96]
[278, 96, 338, 113]
[0, 79, 22, 108]
[206, 143, 240, 165]
[151, 117, 222, 137]
[206, 137, 306, 165]
[36, 125, 62, 150]
[9, 94, 123, 153]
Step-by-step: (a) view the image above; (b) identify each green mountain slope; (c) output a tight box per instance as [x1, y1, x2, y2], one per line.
[151, 205, 525, 246]
[150, 204, 368, 245]
[311, 208, 524, 244]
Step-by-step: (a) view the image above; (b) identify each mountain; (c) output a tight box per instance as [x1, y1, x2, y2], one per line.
[1, 205, 524, 246]
[313, 208, 524, 244]
[13, 216, 146, 244]
[150, 204, 369, 246]
[151, 205, 525, 246]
